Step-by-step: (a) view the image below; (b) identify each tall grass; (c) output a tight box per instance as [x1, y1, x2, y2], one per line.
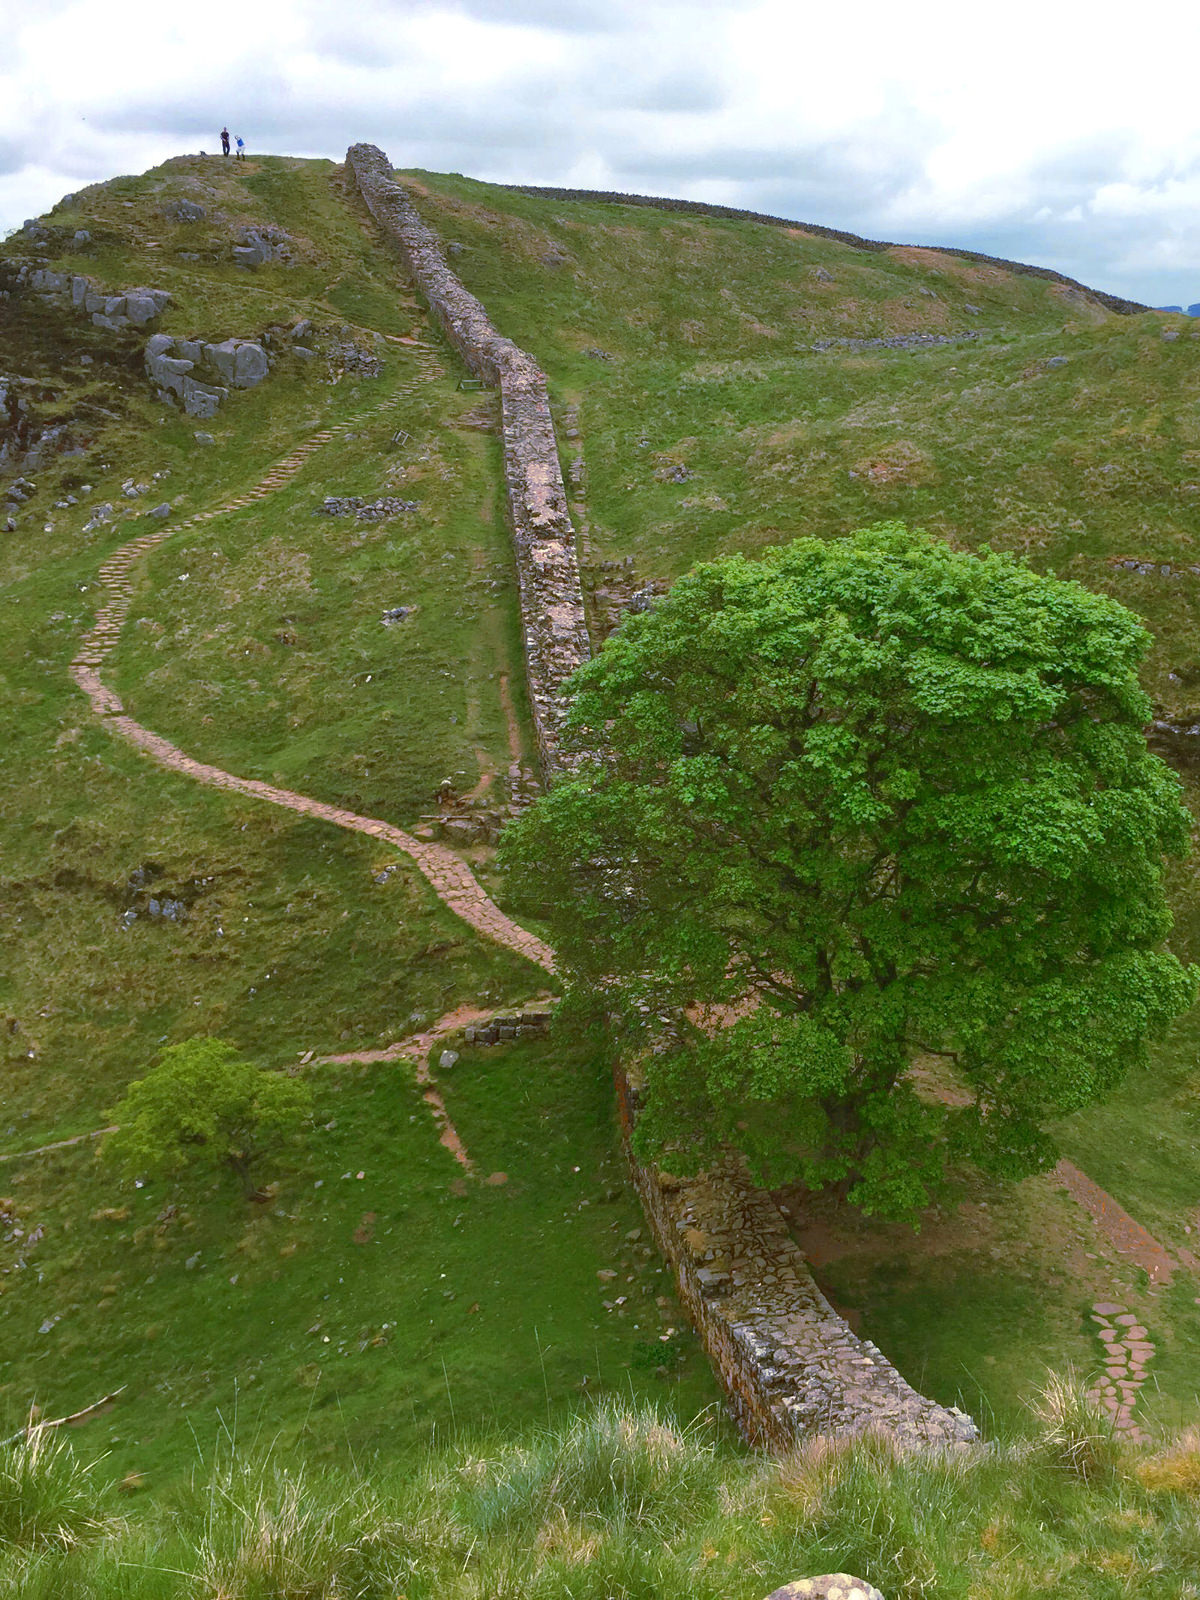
[4, 1393, 1200, 1598]
[0, 1426, 115, 1552]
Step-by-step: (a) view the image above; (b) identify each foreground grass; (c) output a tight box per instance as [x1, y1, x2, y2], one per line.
[0, 1039, 720, 1487]
[5, 1387, 1200, 1598]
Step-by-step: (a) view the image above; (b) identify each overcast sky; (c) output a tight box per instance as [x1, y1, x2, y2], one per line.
[4, 0, 1200, 306]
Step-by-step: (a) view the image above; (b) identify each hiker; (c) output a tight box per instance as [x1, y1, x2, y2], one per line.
[220, 127, 230, 157]
[235, 135, 246, 161]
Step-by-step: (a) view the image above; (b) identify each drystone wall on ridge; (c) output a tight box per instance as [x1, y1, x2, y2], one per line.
[615, 1069, 979, 1452]
[345, 140, 979, 1453]
[502, 184, 1147, 316]
[345, 142, 592, 780]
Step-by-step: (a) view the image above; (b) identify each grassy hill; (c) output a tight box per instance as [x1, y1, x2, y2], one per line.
[2, 150, 1200, 1496]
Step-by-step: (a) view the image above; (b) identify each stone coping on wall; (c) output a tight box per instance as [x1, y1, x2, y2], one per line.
[615, 1066, 979, 1452]
[345, 142, 592, 781]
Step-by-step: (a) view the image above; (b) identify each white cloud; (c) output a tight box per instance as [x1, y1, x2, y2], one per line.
[4, 0, 1200, 302]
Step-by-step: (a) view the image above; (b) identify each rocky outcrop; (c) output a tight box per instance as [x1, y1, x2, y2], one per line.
[145, 333, 271, 417]
[232, 225, 293, 268]
[615, 1067, 979, 1453]
[6, 262, 171, 331]
[346, 141, 592, 779]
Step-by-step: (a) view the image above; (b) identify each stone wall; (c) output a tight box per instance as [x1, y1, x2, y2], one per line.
[501, 184, 1147, 317]
[345, 142, 592, 780]
[345, 140, 979, 1453]
[614, 1067, 979, 1452]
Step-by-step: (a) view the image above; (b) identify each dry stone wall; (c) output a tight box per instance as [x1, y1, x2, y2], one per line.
[615, 1068, 978, 1451]
[346, 142, 592, 779]
[345, 140, 979, 1453]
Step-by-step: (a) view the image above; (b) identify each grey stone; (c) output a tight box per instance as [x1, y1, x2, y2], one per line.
[232, 342, 269, 388]
[291, 318, 312, 339]
[71, 275, 89, 307]
[72, 229, 90, 246]
[763, 1578, 884, 1600]
[381, 605, 414, 625]
[145, 332, 174, 359]
[181, 378, 228, 418]
[292, 346, 316, 360]
[124, 290, 164, 327]
[163, 198, 206, 223]
[203, 339, 241, 382]
[177, 339, 206, 364]
[83, 289, 105, 314]
[148, 503, 170, 518]
[193, 431, 215, 445]
[438, 1050, 459, 1071]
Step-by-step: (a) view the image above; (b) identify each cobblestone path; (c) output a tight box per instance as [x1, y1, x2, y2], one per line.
[68, 359, 555, 978]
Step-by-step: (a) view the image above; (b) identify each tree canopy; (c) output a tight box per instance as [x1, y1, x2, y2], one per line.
[501, 525, 1197, 1221]
[103, 1038, 313, 1198]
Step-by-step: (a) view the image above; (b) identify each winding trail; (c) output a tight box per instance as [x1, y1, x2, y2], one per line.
[67, 359, 555, 978]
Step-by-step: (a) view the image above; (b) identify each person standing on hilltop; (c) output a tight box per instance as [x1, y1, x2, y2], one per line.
[220, 127, 230, 157]
[235, 135, 246, 161]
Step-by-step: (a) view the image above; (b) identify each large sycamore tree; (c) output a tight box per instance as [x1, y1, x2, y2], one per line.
[502, 525, 1197, 1221]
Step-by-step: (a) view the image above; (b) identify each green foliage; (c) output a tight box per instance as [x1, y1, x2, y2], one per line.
[503, 525, 1197, 1219]
[102, 1038, 312, 1198]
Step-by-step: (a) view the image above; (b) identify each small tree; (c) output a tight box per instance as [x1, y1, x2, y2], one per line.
[501, 525, 1197, 1221]
[103, 1038, 313, 1198]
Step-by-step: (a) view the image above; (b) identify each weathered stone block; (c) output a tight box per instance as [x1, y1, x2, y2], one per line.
[232, 342, 269, 388]
[181, 377, 227, 418]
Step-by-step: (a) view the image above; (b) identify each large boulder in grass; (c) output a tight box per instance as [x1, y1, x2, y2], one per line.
[205, 338, 269, 388]
[181, 377, 227, 418]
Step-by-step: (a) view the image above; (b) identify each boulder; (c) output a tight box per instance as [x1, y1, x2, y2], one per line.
[181, 378, 228, 418]
[203, 339, 241, 382]
[144, 333, 174, 359]
[232, 239, 270, 269]
[232, 342, 269, 388]
[763, 1579, 885, 1600]
[92, 312, 130, 331]
[124, 291, 163, 327]
[163, 199, 206, 223]
[177, 339, 206, 364]
[83, 289, 106, 314]
[71, 275, 89, 307]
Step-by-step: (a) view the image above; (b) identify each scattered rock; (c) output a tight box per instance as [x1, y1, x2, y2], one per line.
[438, 1050, 459, 1072]
[381, 605, 414, 625]
[317, 495, 417, 519]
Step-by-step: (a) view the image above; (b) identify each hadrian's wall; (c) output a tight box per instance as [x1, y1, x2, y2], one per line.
[615, 1069, 978, 1451]
[347, 141, 979, 1453]
[346, 142, 592, 780]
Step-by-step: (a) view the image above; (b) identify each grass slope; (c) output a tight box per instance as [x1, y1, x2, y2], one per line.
[0, 156, 719, 1483]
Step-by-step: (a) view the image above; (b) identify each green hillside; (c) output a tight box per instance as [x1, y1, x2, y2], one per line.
[2, 149, 1200, 1500]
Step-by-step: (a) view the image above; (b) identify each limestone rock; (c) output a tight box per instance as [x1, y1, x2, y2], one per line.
[764, 1578, 885, 1600]
[181, 378, 227, 418]
[232, 342, 269, 388]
